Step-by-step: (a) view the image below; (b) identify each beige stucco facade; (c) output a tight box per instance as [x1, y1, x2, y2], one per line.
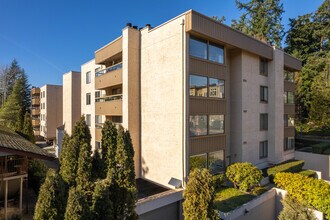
[63, 71, 81, 135]
[40, 85, 63, 141]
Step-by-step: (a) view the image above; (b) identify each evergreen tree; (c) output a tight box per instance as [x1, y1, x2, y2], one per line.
[183, 168, 219, 220]
[278, 196, 316, 220]
[22, 111, 35, 143]
[34, 169, 67, 220]
[232, 0, 284, 47]
[91, 179, 113, 219]
[64, 187, 91, 220]
[313, 0, 330, 54]
[59, 132, 71, 169]
[91, 149, 103, 180]
[76, 142, 92, 190]
[102, 120, 117, 179]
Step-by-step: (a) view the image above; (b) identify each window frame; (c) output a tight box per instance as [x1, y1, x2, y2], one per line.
[208, 115, 225, 134]
[86, 93, 91, 105]
[189, 150, 225, 174]
[189, 74, 225, 99]
[86, 114, 91, 126]
[260, 86, 268, 103]
[86, 71, 91, 84]
[284, 137, 295, 151]
[260, 58, 268, 76]
[259, 141, 268, 159]
[260, 113, 268, 131]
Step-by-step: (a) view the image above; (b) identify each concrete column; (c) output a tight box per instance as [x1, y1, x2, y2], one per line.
[4, 180, 8, 220]
[20, 177, 23, 214]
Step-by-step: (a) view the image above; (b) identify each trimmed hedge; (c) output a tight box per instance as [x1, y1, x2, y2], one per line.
[274, 172, 330, 219]
[213, 173, 225, 191]
[312, 142, 330, 154]
[298, 169, 316, 178]
[267, 160, 304, 182]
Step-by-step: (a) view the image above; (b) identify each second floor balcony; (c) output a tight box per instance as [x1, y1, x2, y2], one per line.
[95, 63, 123, 90]
[95, 94, 122, 116]
[31, 108, 40, 116]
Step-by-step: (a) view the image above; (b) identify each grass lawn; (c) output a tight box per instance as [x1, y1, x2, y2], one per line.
[214, 187, 256, 212]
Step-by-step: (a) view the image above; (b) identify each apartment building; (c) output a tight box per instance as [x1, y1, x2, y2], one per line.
[40, 85, 63, 143]
[63, 71, 81, 135]
[81, 60, 104, 150]
[93, 10, 301, 192]
[31, 87, 41, 136]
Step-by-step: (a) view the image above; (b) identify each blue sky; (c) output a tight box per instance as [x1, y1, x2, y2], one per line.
[0, 0, 324, 87]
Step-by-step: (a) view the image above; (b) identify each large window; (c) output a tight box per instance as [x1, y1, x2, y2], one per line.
[86, 71, 91, 84]
[190, 37, 224, 64]
[95, 115, 102, 124]
[284, 137, 294, 151]
[189, 115, 207, 136]
[209, 115, 224, 134]
[95, 141, 101, 150]
[260, 113, 268, 131]
[86, 93, 91, 105]
[284, 91, 295, 104]
[190, 37, 207, 60]
[189, 150, 224, 174]
[190, 75, 208, 97]
[284, 70, 294, 82]
[260, 58, 268, 76]
[260, 86, 268, 102]
[95, 91, 101, 98]
[86, 114, 91, 126]
[209, 78, 225, 98]
[284, 114, 295, 127]
[259, 141, 268, 159]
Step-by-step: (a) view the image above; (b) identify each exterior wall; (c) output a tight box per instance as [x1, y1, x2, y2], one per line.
[40, 85, 63, 140]
[139, 202, 180, 220]
[295, 151, 330, 181]
[63, 71, 81, 135]
[81, 60, 103, 151]
[140, 15, 185, 187]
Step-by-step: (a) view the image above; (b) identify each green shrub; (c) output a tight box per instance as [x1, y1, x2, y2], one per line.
[267, 160, 304, 182]
[274, 172, 330, 219]
[312, 142, 330, 154]
[299, 170, 316, 178]
[212, 173, 225, 191]
[226, 162, 262, 192]
[28, 159, 49, 194]
[250, 186, 267, 196]
[278, 196, 317, 220]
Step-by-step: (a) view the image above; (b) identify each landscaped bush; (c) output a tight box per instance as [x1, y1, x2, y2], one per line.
[226, 162, 262, 192]
[312, 142, 330, 154]
[274, 172, 330, 219]
[267, 160, 304, 182]
[28, 159, 49, 194]
[299, 169, 316, 178]
[212, 173, 225, 191]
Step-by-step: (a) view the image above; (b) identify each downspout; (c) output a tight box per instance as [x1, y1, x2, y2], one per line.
[181, 18, 186, 188]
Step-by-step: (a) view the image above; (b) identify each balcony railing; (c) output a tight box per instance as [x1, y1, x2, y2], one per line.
[95, 94, 122, 103]
[95, 63, 122, 77]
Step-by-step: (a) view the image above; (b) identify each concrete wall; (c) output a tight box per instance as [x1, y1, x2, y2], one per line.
[140, 15, 185, 187]
[63, 71, 81, 135]
[295, 151, 330, 180]
[40, 85, 63, 140]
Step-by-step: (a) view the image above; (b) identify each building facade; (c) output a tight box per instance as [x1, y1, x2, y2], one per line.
[40, 85, 63, 142]
[92, 10, 301, 190]
[31, 87, 41, 136]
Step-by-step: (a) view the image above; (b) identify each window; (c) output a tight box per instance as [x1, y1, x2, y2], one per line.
[260, 113, 268, 130]
[43, 91, 45, 98]
[86, 114, 91, 126]
[95, 115, 102, 124]
[189, 36, 225, 64]
[86, 93, 91, 105]
[284, 70, 294, 82]
[284, 114, 295, 127]
[209, 43, 224, 64]
[86, 71, 91, 84]
[209, 115, 224, 134]
[190, 37, 207, 60]
[189, 154, 207, 171]
[259, 141, 268, 159]
[95, 91, 101, 98]
[111, 116, 122, 123]
[260, 86, 268, 102]
[189, 115, 207, 136]
[260, 58, 268, 76]
[284, 91, 295, 104]
[43, 103, 45, 109]
[190, 75, 207, 97]
[95, 141, 101, 150]
[208, 151, 224, 173]
[209, 78, 225, 98]
[284, 137, 294, 151]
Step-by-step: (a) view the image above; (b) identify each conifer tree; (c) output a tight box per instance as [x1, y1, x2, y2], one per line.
[76, 142, 92, 190]
[59, 132, 71, 168]
[183, 168, 219, 220]
[232, 0, 284, 47]
[91, 149, 103, 180]
[91, 179, 113, 219]
[34, 169, 67, 220]
[22, 111, 35, 143]
[102, 120, 117, 179]
[64, 187, 91, 220]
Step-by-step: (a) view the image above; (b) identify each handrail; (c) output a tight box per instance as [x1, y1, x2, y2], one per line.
[95, 94, 122, 102]
[95, 62, 122, 77]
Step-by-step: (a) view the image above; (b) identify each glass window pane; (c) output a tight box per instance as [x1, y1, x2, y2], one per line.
[86, 114, 91, 126]
[288, 115, 295, 126]
[190, 37, 207, 59]
[288, 92, 294, 104]
[190, 75, 208, 97]
[283, 92, 288, 104]
[189, 154, 207, 171]
[209, 115, 224, 134]
[209, 78, 225, 98]
[208, 151, 224, 173]
[189, 115, 207, 136]
[284, 71, 294, 82]
[209, 44, 224, 64]
[86, 71, 91, 84]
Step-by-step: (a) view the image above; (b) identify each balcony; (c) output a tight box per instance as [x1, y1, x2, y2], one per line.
[95, 36, 122, 65]
[31, 88, 40, 95]
[32, 98, 40, 105]
[31, 108, 40, 116]
[95, 63, 123, 90]
[95, 94, 122, 116]
[32, 119, 40, 127]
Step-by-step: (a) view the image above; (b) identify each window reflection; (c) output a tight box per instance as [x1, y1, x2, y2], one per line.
[208, 151, 224, 173]
[189, 115, 207, 136]
[209, 115, 224, 134]
[189, 154, 207, 171]
[209, 78, 225, 98]
[190, 75, 208, 97]
[209, 44, 224, 64]
[190, 38, 207, 60]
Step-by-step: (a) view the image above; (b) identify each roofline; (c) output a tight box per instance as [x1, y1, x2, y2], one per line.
[0, 146, 55, 160]
[95, 36, 122, 53]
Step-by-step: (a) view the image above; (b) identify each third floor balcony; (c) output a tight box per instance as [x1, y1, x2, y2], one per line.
[95, 63, 123, 90]
[95, 94, 122, 116]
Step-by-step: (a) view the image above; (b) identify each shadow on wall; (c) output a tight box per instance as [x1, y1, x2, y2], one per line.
[142, 157, 149, 176]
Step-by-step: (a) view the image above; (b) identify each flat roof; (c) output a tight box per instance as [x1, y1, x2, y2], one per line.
[136, 178, 171, 200]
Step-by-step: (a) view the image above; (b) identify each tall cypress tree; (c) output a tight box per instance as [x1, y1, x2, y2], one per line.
[76, 142, 92, 190]
[91, 179, 113, 219]
[102, 120, 117, 179]
[232, 0, 284, 47]
[64, 187, 91, 220]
